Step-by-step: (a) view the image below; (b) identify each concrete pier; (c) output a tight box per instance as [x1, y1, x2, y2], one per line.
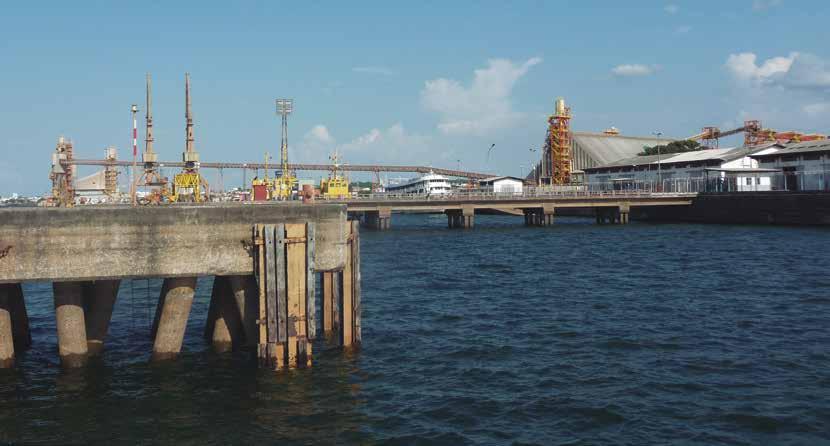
[228, 275, 258, 348]
[0, 203, 353, 371]
[53, 282, 88, 368]
[364, 208, 391, 230]
[151, 277, 197, 361]
[524, 205, 555, 227]
[83, 280, 120, 356]
[595, 206, 629, 224]
[447, 206, 474, 229]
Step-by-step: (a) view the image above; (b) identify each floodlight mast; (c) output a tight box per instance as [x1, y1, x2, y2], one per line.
[276, 99, 293, 175]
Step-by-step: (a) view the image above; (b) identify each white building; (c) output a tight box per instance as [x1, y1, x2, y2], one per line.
[751, 140, 830, 191]
[583, 144, 783, 192]
[478, 176, 524, 194]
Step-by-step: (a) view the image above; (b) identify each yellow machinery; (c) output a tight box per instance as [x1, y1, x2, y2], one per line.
[170, 172, 209, 203]
[170, 73, 210, 203]
[251, 153, 276, 201]
[320, 151, 350, 199]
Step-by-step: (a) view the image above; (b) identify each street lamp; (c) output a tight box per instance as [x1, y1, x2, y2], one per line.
[652, 131, 663, 191]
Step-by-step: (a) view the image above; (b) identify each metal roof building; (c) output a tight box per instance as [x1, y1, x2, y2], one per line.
[751, 139, 830, 160]
[570, 132, 675, 171]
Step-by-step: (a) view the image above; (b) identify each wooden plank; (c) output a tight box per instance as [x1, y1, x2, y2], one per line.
[332, 271, 342, 345]
[264, 224, 278, 345]
[285, 223, 306, 368]
[322, 272, 333, 334]
[275, 223, 287, 344]
[306, 222, 317, 340]
[255, 225, 267, 363]
[352, 221, 362, 344]
[342, 231, 354, 348]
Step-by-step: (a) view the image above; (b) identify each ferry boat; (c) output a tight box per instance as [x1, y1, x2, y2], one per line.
[385, 172, 452, 195]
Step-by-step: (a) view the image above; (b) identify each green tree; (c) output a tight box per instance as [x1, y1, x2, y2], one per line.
[638, 140, 703, 156]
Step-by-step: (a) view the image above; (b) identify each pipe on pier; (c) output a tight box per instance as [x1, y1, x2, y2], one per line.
[151, 277, 197, 361]
[53, 281, 89, 368]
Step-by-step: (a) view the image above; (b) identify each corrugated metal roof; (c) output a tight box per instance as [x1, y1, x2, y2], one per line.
[572, 132, 674, 166]
[586, 144, 782, 171]
[751, 139, 830, 158]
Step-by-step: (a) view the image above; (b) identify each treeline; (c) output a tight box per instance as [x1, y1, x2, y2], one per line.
[639, 140, 703, 156]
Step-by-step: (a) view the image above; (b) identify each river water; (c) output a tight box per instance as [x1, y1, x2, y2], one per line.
[1, 214, 829, 445]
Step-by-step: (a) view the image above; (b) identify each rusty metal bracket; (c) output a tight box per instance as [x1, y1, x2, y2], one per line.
[284, 236, 307, 244]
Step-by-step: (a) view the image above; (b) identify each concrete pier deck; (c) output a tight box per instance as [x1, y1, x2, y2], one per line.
[0, 203, 348, 284]
[0, 203, 357, 369]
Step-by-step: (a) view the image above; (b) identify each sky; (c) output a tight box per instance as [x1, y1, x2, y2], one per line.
[2, 0, 830, 194]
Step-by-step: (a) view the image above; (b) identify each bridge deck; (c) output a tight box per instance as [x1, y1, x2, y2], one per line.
[338, 193, 696, 212]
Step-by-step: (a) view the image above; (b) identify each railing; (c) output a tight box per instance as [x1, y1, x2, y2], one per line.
[324, 182, 698, 202]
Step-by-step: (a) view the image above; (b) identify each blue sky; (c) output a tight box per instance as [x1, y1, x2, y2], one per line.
[2, 0, 829, 194]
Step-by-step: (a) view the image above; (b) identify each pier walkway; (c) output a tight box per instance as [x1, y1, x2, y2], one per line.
[334, 191, 696, 229]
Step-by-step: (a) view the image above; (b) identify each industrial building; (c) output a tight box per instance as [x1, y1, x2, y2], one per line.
[478, 176, 524, 194]
[751, 140, 830, 191]
[583, 144, 782, 192]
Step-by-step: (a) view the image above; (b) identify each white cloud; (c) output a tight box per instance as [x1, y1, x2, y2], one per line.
[352, 66, 396, 76]
[675, 25, 692, 34]
[664, 4, 679, 14]
[803, 102, 830, 118]
[725, 52, 830, 91]
[611, 64, 657, 77]
[725, 52, 794, 83]
[339, 123, 431, 160]
[752, 0, 781, 11]
[305, 124, 334, 144]
[420, 57, 542, 135]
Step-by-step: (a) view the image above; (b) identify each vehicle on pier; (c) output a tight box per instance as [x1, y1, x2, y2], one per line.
[385, 172, 452, 195]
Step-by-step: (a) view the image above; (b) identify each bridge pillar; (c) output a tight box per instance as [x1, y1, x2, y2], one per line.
[462, 206, 475, 229]
[53, 281, 89, 368]
[595, 207, 629, 224]
[524, 208, 552, 226]
[151, 277, 197, 361]
[542, 204, 555, 226]
[364, 208, 391, 230]
[83, 280, 120, 356]
[0, 284, 25, 368]
[446, 209, 473, 229]
[619, 204, 630, 224]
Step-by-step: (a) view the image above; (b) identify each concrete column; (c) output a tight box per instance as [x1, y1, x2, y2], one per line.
[462, 206, 475, 229]
[446, 210, 463, 229]
[228, 275, 258, 348]
[378, 208, 391, 231]
[618, 204, 631, 225]
[210, 276, 245, 353]
[5, 283, 31, 352]
[542, 204, 555, 226]
[83, 280, 120, 356]
[151, 277, 197, 361]
[0, 286, 15, 368]
[53, 281, 88, 368]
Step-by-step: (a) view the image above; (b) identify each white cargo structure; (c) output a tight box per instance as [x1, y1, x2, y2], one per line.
[478, 176, 524, 194]
[583, 144, 783, 192]
[751, 140, 830, 191]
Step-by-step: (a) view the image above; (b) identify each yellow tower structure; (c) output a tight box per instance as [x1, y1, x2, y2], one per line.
[273, 98, 297, 200]
[171, 73, 210, 202]
[545, 97, 572, 185]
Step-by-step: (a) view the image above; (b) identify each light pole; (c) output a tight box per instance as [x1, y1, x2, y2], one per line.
[652, 131, 663, 191]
